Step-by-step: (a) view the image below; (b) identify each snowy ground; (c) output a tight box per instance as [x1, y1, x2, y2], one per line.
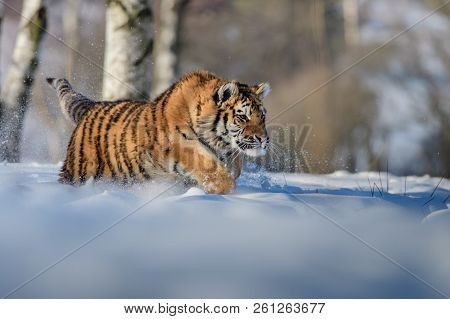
[0, 163, 449, 298]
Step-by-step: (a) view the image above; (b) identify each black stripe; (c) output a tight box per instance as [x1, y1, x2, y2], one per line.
[164, 147, 170, 157]
[131, 105, 146, 146]
[114, 104, 135, 183]
[196, 135, 218, 159]
[160, 83, 176, 109]
[223, 112, 228, 127]
[151, 104, 159, 146]
[159, 84, 177, 144]
[175, 125, 189, 140]
[196, 102, 202, 117]
[112, 102, 129, 123]
[78, 121, 88, 184]
[73, 102, 87, 122]
[102, 104, 123, 179]
[113, 135, 127, 184]
[135, 159, 151, 179]
[94, 111, 106, 180]
[87, 106, 103, 180]
[221, 112, 229, 136]
[62, 132, 77, 183]
[212, 110, 222, 133]
[120, 106, 141, 180]
[173, 161, 179, 174]
[143, 107, 153, 147]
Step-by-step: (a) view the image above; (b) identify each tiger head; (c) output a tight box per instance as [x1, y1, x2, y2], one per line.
[213, 81, 270, 157]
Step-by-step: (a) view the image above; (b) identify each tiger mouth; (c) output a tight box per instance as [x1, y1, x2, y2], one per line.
[236, 141, 267, 157]
[237, 141, 256, 150]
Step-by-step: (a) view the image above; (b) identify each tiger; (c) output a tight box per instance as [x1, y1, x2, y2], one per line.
[46, 70, 270, 194]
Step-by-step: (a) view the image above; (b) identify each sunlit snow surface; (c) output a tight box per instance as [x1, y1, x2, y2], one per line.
[0, 163, 449, 298]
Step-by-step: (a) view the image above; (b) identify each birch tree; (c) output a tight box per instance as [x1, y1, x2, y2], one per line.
[63, 0, 80, 81]
[0, 2, 4, 92]
[342, 0, 359, 46]
[102, 0, 153, 100]
[0, 0, 47, 162]
[151, 0, 187, 97]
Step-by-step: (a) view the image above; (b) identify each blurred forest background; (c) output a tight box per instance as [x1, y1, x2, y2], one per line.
[0, 0, 448, 176]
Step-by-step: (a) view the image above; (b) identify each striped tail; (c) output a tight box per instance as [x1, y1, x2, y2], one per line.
[46, 78, 95, 124]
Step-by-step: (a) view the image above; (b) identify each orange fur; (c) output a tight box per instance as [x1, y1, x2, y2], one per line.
[48, 70, 270, 194]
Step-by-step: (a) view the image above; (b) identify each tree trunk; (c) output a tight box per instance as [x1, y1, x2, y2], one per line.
[322, 0, 345, 64]
[63, 0, 80, 81]
[151, 0, 186, 97]
[0, 0, 47, 162]
[0, 2, 4, 91]
[102, 0, 153, 100]
[342, 0, 359, 46]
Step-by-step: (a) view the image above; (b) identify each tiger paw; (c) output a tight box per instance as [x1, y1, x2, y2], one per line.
[201, 170, 235, 194]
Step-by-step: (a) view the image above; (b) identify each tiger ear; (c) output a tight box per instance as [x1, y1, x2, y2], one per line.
[253, 82, 270, 99]
[215, 81, 239, 105]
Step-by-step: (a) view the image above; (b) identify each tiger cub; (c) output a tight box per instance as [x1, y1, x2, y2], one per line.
[47, 70, 270, 194]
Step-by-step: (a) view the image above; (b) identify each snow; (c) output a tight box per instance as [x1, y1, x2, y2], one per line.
[0, 163, 449, 298]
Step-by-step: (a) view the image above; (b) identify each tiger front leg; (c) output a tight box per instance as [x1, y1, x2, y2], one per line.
[174, 141, 235, 194]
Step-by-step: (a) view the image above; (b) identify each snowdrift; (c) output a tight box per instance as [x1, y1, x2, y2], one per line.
[0, 164, 449, 298]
